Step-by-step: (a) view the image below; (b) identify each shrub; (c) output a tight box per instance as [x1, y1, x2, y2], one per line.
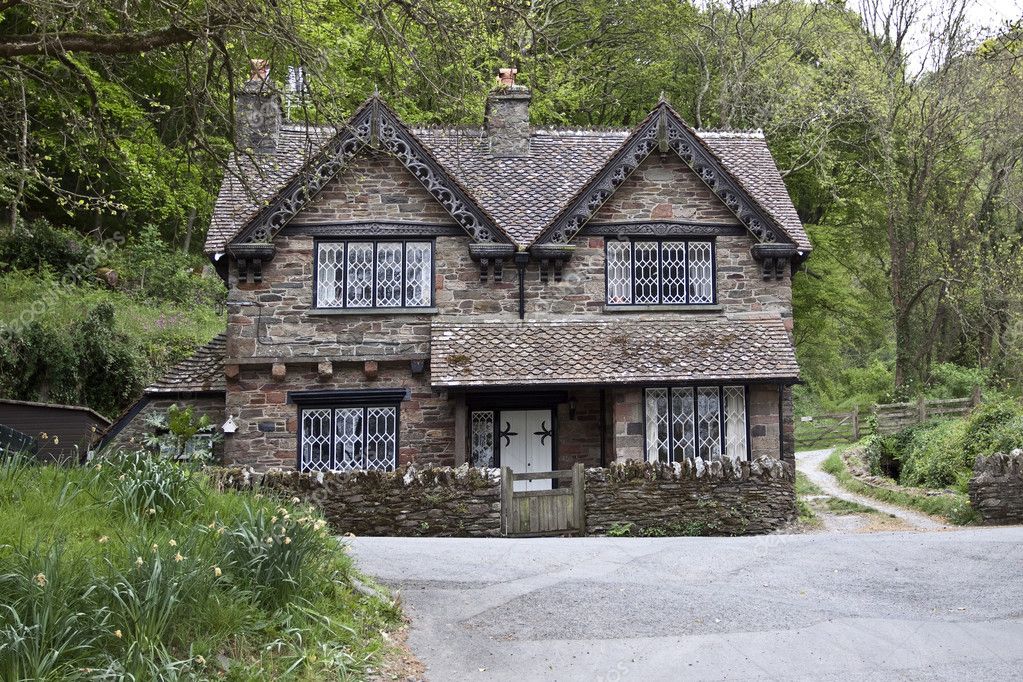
[0, 219, 94, 274]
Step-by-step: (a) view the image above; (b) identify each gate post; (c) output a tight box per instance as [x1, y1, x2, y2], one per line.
[572, 462, 586, 536]
[500, 466, 514, 536]
[851, 406, 860, 441]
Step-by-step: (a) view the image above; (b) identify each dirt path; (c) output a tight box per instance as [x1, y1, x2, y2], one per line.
[797, 448, 949, 531]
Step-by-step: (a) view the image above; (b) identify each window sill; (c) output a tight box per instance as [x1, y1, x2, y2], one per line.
[602, 304, 723, 313]
[308, 307, 439, 316]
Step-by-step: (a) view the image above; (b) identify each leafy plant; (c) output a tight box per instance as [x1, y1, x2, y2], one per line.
[217, 501, 333, 609]
[93, 451, 204, 522]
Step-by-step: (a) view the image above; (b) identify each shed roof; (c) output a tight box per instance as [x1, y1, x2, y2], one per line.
[429, 316, 799, 388]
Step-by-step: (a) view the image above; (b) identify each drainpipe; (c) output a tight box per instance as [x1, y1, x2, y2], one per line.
[514, 252, 529, 320]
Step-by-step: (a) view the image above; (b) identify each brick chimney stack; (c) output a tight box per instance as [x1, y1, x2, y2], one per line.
[485, 68, 531, 157]
[236, 59, 282, 154]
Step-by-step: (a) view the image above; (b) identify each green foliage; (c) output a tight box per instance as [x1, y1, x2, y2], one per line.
[605, 521, 633, 537]
[863, 399, 1023, 492]
[822, 448, 979, 525]
[0, 269, 222, 416]
[109, 225, 225, 308]
[0, 219, 96, 274]
[217, 502, 333, 610]
[0, 453, 399, 678]
[93, 451, 205, 522]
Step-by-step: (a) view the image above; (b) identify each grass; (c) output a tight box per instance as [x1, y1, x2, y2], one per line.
[794, 472, 822, 525]
[822, 448, 979, 525]
[0, 451, 401, 679]
[822, 497, 884, 516]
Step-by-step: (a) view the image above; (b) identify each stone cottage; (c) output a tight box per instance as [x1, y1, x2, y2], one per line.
[102, 65, 810, 491]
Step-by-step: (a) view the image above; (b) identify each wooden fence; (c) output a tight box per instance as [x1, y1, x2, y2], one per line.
[796, 388, 983, 447]
[500, 463, 585, 537]
[873, 390, 982, 435]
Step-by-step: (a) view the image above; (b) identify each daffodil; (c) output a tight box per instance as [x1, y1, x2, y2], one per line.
[34, 573, 47, 587]
[168, 539, 177, 547]
[284, 536, 292, 545]
[174, 552, 184, 562]
[114, 629, 122, 639]
[135, 557, 144, 567]
[213, 566, 222, 577]
[98, 536, 109, 544]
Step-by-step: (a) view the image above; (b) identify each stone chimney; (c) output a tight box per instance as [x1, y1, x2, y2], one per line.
[235, 59, 282, 153]
[485, 68, 531, 157]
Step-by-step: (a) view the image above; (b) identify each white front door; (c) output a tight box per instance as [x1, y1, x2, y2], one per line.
[499, 409, 554, 491]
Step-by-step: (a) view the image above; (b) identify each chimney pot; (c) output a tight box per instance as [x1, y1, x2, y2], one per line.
[497, 67, 517, 87]
[249, 58, 271, 82]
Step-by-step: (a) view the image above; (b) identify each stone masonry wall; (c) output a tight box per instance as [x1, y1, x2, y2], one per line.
[211, 464, 503, 537]
[210, 458, 795, 537]
[969, 450, 1023, 524]
[585, 457, 796, 536]
[226, 151, 794, 365]
[224, 363, 454, 470]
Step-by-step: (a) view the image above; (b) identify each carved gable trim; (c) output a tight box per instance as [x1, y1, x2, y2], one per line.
[581, 221, 747, 237]
[231, 98, 508, 248]
[532, 104, 792, 248]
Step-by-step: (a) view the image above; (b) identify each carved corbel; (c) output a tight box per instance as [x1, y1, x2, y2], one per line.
[468, 243, 515, 283]
[751, 243, 796, 281]
[529, 244, 575, 284]
[228, 243, 276, 285]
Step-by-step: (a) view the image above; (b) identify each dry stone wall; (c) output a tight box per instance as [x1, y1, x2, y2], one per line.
[969, 450, 1023, 524]
[209, 457, 795, 537]
[585, 456, 795, 536]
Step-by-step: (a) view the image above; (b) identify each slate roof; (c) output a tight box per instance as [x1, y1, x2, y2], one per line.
[430, 316, 800, 387]
[205, 113, 810, 252]
[145, 334, 227, 394]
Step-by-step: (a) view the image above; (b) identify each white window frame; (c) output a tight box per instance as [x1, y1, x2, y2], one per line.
[605, 238, 716, 306]
[299, 403, 399, 472]
[315, 239, 434, 309]
[644, 385, 748, 463]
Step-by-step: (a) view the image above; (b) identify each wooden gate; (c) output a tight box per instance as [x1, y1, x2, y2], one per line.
[500, 463, 586, 537]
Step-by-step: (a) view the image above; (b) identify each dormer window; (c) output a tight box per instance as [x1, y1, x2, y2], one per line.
[315, 240, 434, 308]
[605, 238, 715, 306]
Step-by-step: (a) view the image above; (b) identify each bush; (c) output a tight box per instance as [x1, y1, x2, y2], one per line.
[0, 219, 95, 274]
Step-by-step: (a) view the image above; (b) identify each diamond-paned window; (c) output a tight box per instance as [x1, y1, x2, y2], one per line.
[644, 385, 747, 463]
[299, 404, 399, 472]
[604, 239, 715, 305]
[470, 411, 496, 467]
[315, 240, 434, 308]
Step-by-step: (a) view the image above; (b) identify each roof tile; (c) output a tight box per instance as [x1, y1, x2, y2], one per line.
[429, 317, 799, 387]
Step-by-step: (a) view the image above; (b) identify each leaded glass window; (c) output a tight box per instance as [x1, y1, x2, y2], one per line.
[470, 411, 496, 467]
[644, 385, 747, 463]
[723, 386, 747, 462]
[604, 239, 715, 305]
[315, 240, 434, 308]
[299, 404, 398, 472]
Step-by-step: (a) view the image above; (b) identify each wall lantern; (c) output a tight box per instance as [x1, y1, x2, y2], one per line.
[222, 416, 238, 434]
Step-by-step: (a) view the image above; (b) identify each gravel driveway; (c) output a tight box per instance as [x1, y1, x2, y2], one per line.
[350, 528, 1023, 680]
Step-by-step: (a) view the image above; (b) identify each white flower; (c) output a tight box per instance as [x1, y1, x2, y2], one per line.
[34, 573, 47, 587]
[291, 497, 301, 504]
[284, 536, 292, 545]
[98, 536, 109, 544]
[213, 566, 222, 577]
[135, 557, 144, 567]
[114, 629, 122, 639]
[167, 539, 177, 547]
[173, 552, 184, 562]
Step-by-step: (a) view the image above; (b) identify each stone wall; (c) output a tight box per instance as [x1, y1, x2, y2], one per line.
[969, 450, 1023, 525]
[224, 363, 454, 470]
[585, 457, 795, 536]
[210, 464, 503, 537]
[209, 458, 795, 537]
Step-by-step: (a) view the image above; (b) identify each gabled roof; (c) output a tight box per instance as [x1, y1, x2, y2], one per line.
[206, 97, 810, 253]
[430, 316, 800, 387]
[146, 334, 226, 394]
[208, 97, 509, 253]
[532, 102, 810, 250]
